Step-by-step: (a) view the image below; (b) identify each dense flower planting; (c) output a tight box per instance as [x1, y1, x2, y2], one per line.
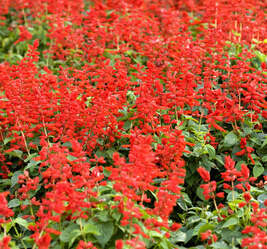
[1, 0, 267, 248]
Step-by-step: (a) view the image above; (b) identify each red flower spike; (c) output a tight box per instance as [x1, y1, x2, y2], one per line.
[197, 167, 210, 182]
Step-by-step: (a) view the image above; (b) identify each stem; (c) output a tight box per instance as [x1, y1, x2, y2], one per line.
[17, 119, 31, 157]
[11, 218, 27, 249]
[212, 194, 221, 218]
[231, 180, 235, 201]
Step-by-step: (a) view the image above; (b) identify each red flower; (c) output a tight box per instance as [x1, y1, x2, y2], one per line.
[115, 240, 124, 249]
[14, 26, 32, 45]
[197, 167, 210, 182]
[201, 230, 212, 241]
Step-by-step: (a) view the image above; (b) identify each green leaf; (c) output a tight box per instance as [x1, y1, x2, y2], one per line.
[221, 218, 239, 229]
[257, 194, 267, 209]
[253, 165, 264, 178]
[177, 198, 188, 211]
[68, 229, 82, 248]
[94, 221, 114, 248]
[83, 224, 101, 235]
[24, 159, 41, 171]
[66, 155, 78, 161]
[262, 155, 267, 162]
[123, 120, 132, 130]
[261, 137, 267, 148]
[210, 242, 229, 249]
[254, 50, 266, 62]
[227, 191, 240, 202]
[8, 199, 20, 208]
[196, 186, 205, 201]
[193, 222, 206, 236]
[197, 224, 215, 239]
[11, 171, 23, 187]
[205, 144, 216, 159]
[4, 137, 12, 145]
[223, 132, 238, 147]
[98, 210, 111, 222]
[148, 230, 163, 238]
[184, 229, 194, 244]
[214, 155, 224, 165]
[5, 222, 13, 233]
[14, 217, 28, 229]
[60, 224, 79, 242]
[6, 150, 23, 158]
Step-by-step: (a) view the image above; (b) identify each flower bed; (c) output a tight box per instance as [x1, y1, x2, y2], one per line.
[1, 0, 267, 248]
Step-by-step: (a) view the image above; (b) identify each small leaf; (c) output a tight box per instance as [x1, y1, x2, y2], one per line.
[210, 242, 229, 249]
[196, 186, 205, 201]
[14, 217, 28, 229]
[253, 165, 264, 178]
[205, 144, 215, 159]
[262, 156, 267, 162]
[197, 224, 215, 239]
[83, 224, 101, 235]
[4, 137, 12, 145]
[25, 159, 41, 171]
[66, 155, 78, 161]
[11, 171, 23, 187]
[8, 199, 20, 208]
[148, 230, 163, 238]
[68, 229, 82, 248]
[60, 224, 79, 242]
[221, 218, 239, 228]
[257, 194, 267, 209]
[223, 132, 238, 147]
[6, 150, 23, 158]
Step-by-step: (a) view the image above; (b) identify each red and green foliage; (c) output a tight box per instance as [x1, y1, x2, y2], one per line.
[1, 0, 267, 248]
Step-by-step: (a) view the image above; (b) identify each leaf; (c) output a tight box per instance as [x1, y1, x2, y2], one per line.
[14, 217, 28, 229]
[98, 210, 111, 222]
[226, 191, 240, 202]
[5, 222, 13, 233]
[68, 229, 82, 248]
[148, 230, 163, 238]
[177, 198, 188, 211]
[4, 137, 12, 145]
[184, 229, 194, 244]
[253, 165, 264, 178]
[94, 221, 114, 248]
[60, 224, 79, 242]
[205, 144, 215, 159]
[197, 224, 214, 239]
[254, 50, 266, 62]
[181, 192, 193, 206]
[214, 155, 224, 165]
[6, 150, 23, 158]
[196, 186, 205, 201]
[257, 194, 267, 209]
[8, 199, 20, 208]
[210, 242, 229, 249]
[261, 137, 267, 148]
[262, 155, 267, 162]
[223, 132, 238, 147]
[24, 159, 41, 171]
[11, 171, 23, 187]
[123, 120, 132, 130]
[193, 222, 206, 236]
[66, 155, 78, 161]
[221, 218, 239, 228]
[83, 224, 101, 235]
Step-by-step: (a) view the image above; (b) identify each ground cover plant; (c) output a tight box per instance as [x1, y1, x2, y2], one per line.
[1, 0, 267, 248]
